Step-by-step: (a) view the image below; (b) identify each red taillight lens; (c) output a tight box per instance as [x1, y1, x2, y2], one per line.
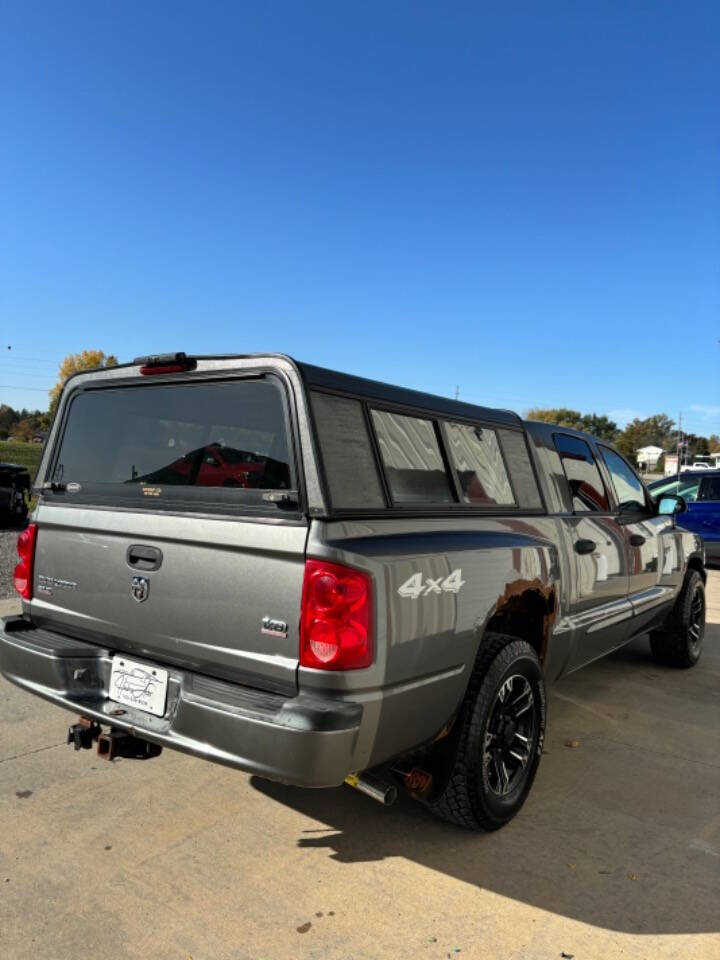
[300, 559, 373, 670]
[13, 523, 38, 600]
[140, 362, 195, 375]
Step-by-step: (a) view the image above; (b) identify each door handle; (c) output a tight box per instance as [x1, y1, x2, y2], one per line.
[575, 539, 596, 555]
[126, 544, 163, 571]
[629, 534, 645, 547]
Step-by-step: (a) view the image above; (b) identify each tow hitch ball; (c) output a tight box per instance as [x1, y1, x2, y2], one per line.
[67, 718, 162, 761]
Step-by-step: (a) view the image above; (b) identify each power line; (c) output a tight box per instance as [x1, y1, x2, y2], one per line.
[0, 384, 50, 392]
[0, 354, 62, 363]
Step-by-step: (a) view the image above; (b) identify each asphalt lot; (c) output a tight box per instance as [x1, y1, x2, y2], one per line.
[0, 573, 719, 960]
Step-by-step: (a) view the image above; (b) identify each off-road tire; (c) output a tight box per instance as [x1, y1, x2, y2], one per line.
[427, 633, 546, 831]
[650, 569, 705, 668]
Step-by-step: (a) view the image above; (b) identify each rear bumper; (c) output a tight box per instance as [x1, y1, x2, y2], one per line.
[0, 616, 362, 788]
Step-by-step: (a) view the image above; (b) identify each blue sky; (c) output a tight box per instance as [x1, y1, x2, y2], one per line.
[1, 1, 719, 435]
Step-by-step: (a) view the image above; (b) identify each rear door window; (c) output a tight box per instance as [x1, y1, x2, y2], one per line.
[444, 422, 515, 505]
[51, 378, 295, 512]
[698, 476, 720, 501]
[371, 409, 454, 504]
[554, 434, 609, 512]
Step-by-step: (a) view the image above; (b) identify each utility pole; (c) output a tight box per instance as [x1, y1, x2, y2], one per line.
[454, 385, 459, 401]
[676, 412, 683, 480]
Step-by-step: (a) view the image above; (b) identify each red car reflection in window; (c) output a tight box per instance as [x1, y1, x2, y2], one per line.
[133, 444, 288, 489]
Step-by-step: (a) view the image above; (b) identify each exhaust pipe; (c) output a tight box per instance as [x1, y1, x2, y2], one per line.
[345, 772, 397, 806]
[97, 729, 163, 761]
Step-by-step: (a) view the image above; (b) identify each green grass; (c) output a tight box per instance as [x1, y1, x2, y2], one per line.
[1, 440, 44, 481]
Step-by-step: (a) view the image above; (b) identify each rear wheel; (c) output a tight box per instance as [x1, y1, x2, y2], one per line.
[427, 634, 546, 831]
[650, 569, 705, 668]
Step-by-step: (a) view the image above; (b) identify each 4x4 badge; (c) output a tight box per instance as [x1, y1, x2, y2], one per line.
[131, 576, 150, 603]
[397, 569, 465, 599]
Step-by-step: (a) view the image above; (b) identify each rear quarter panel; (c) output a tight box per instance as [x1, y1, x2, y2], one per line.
[301, 516, 568, 770]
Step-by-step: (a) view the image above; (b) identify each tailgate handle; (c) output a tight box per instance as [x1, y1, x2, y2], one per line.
[126, 544, 163, 571]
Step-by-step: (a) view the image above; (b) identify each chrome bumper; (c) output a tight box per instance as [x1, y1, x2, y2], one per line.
[0, 616, 362, 788]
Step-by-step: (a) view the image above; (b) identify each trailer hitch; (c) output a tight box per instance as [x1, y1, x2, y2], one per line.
[97, 729, 163, 761]
[67, 717, 102, 751]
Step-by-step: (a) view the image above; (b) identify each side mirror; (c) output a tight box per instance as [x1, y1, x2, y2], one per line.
[657, 494, 687, 515]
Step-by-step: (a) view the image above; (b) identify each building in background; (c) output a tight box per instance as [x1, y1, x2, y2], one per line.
[636, 445, 664, 472]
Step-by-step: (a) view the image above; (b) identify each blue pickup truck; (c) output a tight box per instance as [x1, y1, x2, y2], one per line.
[649, 470, 720, 563]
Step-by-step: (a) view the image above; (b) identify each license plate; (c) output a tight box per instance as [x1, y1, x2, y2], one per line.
[109, 656, 168, 717]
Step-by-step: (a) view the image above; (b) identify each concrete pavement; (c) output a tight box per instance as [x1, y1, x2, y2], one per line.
[1, 575, 719, 960]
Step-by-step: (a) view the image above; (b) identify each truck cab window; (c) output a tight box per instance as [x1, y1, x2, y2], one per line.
[600, 447, 648, 513]
[649, 476, 701, 503]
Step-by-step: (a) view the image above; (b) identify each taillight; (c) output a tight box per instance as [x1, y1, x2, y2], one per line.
[136, 352, 196, 375]
[139, 362, 194, 375]
[14, 523, 38, 600]
[300, 559, 373, 670]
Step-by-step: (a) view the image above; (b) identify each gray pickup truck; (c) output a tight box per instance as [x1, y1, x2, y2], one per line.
[0, 354, 706, 830]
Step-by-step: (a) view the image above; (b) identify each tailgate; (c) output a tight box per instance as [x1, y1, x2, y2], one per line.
[28, 369, 309, 696]
[31, 507, 306, 694]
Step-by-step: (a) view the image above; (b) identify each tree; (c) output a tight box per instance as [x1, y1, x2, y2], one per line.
[709, 434, 720, 453]
[526, 408, 583, 428]
[48, 350, 118, 419]
[525, 408, 619, 442]
[693, 436, 710, 457]
[615, 415, 675, 459]
[0, 405, 45, 440]
[12, 418, 36, 442]
[577, 414, 619, 443]
[0, 403, 19, 436]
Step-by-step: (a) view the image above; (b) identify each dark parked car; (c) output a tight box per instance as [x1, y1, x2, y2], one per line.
[0, 353, 707, 831]
[648, 471, 720, 563]
[0, 463, 30, 525]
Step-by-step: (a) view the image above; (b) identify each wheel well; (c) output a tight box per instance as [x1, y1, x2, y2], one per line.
[687, 556, 706, 583]
[484, 586, 554, 663]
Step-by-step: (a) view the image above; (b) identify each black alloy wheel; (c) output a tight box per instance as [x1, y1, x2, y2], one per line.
[650, 569, 705, 668]
[428, 635, 546, 831]
[483, 674, 538, 798]
[687, 586, 705, 657]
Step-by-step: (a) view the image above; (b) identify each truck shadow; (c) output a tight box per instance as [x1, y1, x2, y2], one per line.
[252, 630, 720, 936]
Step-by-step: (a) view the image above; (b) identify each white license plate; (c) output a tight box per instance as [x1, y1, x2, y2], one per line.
[109, 656, 168, 717]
